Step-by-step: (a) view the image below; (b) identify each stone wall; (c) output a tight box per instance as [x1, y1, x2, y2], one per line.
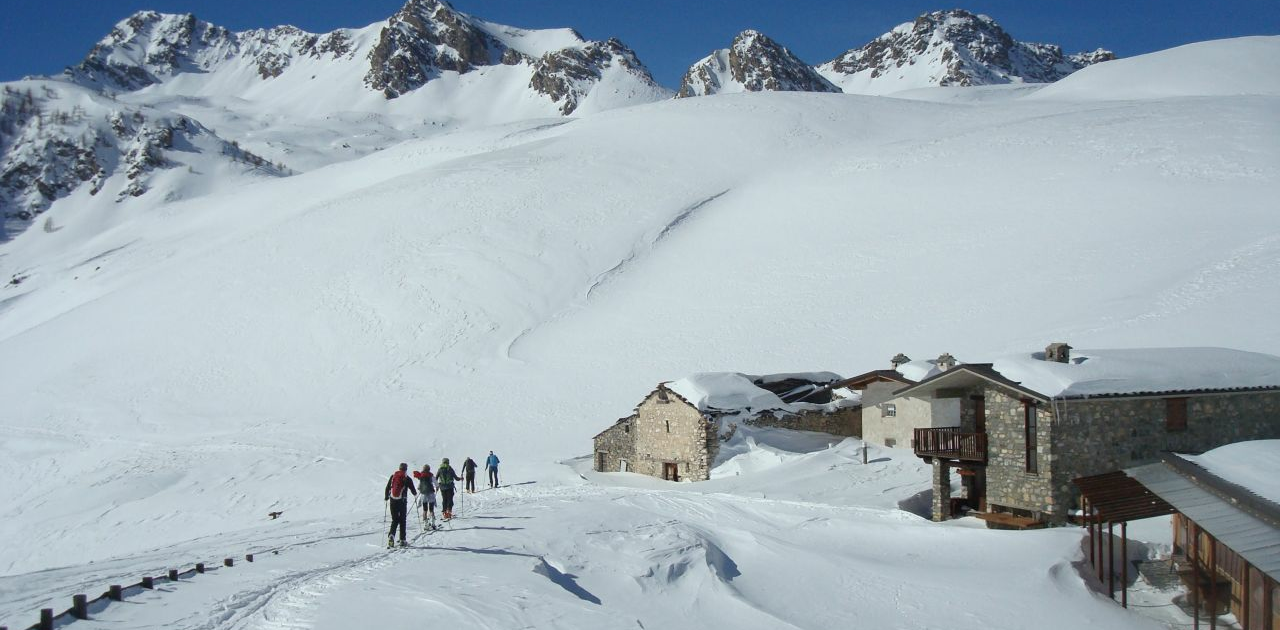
[593, 416, 636, 473]
[971, 388, 1280, 523]
[1044, 390, 1280, 521]
[744, 405, 862, 437]
[594, 388, 718, 482]
[982, 386, 1056, 519]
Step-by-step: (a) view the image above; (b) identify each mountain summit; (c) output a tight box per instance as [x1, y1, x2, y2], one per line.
[817, 10, 1114, 94]
[677, 30, 839, 97]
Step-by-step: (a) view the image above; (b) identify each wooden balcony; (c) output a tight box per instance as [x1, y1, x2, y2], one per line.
[913, 428, 987, 463]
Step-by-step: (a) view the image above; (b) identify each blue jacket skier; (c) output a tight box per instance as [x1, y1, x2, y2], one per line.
[486, 451, 500, 488]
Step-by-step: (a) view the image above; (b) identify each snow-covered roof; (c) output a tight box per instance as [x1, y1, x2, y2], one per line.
[989, 347, 1280, 399]
[1181, 440, 1280, 506]
[667, 373, 789, 413]
[895, 360, 942, 383]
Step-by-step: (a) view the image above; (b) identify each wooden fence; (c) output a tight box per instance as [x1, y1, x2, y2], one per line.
[4, 551, 272, 630]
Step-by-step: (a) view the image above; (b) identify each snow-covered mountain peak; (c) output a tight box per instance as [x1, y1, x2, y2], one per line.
[677, 29, 839, 97]
[817, 8, 1114, 95]
[67, 11, 237, 90]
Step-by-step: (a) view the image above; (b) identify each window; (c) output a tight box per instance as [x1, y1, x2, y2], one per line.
[1024, 402, 1038, 474]
[1166, 398, 1188, 432]
[657, 388, 670, 404]
[882, 403, 897, 418]
[665, 420, 670, 433]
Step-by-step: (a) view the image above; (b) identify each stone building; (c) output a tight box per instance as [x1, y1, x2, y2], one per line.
[898, 344, 1280, 525]
[593, 372, 861, 482]
[593, 383, 720, 482]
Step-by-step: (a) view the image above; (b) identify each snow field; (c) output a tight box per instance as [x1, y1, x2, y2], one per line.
[0, 438, 1165, 629]
[1, 38, 1277, 629]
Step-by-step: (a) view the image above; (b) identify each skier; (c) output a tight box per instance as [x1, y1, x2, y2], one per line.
[486, 450, 501, 489]
[436, 458, 460, 520]
[384, 462, 418, 548]
[462, 456, 478, 494]
[412, 464, 438, 527]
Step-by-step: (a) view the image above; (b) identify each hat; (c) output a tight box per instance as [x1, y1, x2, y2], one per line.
[442, 457, 450, 464]
[398, 462, 408, 471]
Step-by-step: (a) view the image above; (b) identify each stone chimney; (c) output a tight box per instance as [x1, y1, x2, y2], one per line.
[1045, 342, 1072, 363]
[891, 353, 911, 369]
[936, 353, 957, 371]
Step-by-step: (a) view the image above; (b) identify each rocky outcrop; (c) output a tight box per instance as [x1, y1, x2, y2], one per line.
[530, 39, 658, 114]
[0, 84, 284, 237]
[678, 30, 839, 97]
[364, 0, 502, 97]
[818, 10, 1113, 92]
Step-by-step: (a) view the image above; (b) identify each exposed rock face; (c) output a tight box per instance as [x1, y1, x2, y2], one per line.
[818, 10, 1114, 92]
[364, 0, 662, 110]
[0, 84, 283, 237]
[364, 0, 502, 97]
[65, 11, 359, 92]
[678, 30, 840, 97]
[530, 39, 655, 114]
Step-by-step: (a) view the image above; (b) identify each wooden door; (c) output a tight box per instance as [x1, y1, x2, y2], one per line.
[663, 463, 680, 482]
[596, 452, 606, 472]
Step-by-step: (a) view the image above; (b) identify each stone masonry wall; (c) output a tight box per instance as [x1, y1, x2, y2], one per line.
[593, 417, 636, 473]
[982, 386, 1056, 519]
[973, 388, 1280, 523]
[744, 406, 862, 437]
[632, 390, 718, 481]
[593, 389, 718, 481]
[1045, 390, 1280, 521]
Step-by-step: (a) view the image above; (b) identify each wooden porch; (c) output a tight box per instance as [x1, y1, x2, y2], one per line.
[913, 427, 988, 463]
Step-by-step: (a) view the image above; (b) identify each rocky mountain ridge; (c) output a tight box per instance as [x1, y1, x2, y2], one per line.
[677, 30, 839, 97]
[1, 4, 1114, 240]
[816, 9, 1114, 94]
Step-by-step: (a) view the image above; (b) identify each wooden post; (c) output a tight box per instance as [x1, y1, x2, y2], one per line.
[168, 569, 179, 581]
[246, 553, 254, 563]
[1096, 517, 1105, 581]
[1209, 534, 1217, 630]
[40, 609, 53, 630]
[1108, 522, 1115, 600]
[142, 576, 154, 589]
[224, 557, 234, 567]
[196, 562, 205, 574]
[1085, 498, 1094, 565]
[110, 584, 123, 601]
[1242, 564, 1250, 630]
[1263, 575, 1272, 630]
[1121, 521, 1129, 608]
[73, 593, 88, 619]
[1192, 522, 1200, 630]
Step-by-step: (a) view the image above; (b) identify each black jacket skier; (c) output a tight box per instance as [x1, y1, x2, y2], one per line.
[462, 457, 478, 493]
[384, 463, 418, 547]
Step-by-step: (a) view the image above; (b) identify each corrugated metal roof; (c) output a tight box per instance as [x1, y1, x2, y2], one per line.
[1127, 462, 1280, 582]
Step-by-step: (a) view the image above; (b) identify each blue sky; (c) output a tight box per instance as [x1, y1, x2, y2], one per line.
[1, 0, 1276, 88]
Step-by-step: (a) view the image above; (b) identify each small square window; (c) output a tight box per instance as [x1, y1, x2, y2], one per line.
[882, 403, 896, 418]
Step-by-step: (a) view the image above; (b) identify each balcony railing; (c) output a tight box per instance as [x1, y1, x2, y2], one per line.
[913, 427, 987, 462]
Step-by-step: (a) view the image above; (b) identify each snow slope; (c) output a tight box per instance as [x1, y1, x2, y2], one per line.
[0, 36, 1277, 630]
[1031, 36, 1280, 100]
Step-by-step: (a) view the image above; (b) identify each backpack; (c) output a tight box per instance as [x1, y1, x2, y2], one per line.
[437, 465, 457, 487]
[390, 470, 408, 500]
